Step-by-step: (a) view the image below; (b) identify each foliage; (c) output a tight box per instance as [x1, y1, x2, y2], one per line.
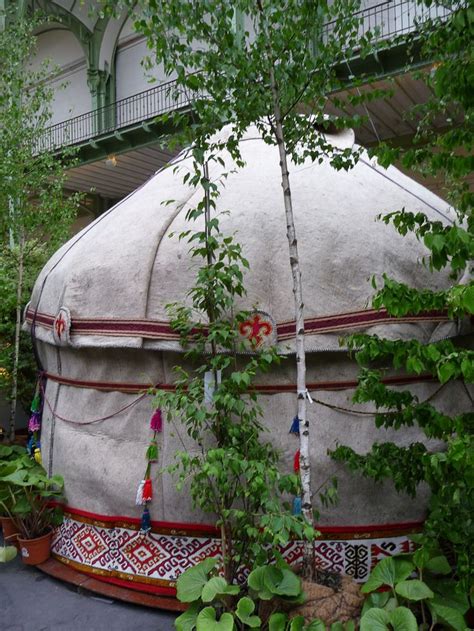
[331, 0, 474, 594]
[0, 544, 17, 563]
[0, 11, 80, 437]
[153, 152, 316, 583]
[0, 444, 31, 516]
[174, 558, 352, 631]
[100, 0, 391, 576]
[0, 449, 64, 539]
[360, 548, 469, 630]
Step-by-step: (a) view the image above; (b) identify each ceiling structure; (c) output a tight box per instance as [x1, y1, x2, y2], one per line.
[65, 145, 177, 201]
[65, 70, 468, 205]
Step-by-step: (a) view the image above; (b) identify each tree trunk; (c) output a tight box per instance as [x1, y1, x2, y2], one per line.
[268, 67, 314, 578]
[9, 233, 25, 442]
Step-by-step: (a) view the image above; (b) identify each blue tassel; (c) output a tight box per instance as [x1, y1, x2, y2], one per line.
[140, 506, 151, 533]
[292, 497, 302, 516]
[289, 416, 300, 435]
[26, 435, 34, 456]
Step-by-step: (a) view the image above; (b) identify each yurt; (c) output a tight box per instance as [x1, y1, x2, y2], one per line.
[24, 126, 471, 597]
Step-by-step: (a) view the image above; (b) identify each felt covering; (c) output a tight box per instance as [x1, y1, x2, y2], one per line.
[25, 126, 472, 532]
[25, 126, 464, 352]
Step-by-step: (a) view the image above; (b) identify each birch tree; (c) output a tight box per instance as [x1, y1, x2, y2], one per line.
[101, 0, 385, 578]
[0, 13, 79, 440]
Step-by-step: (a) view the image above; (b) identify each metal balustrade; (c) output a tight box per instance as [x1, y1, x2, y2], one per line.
[38, 0, 456, 153]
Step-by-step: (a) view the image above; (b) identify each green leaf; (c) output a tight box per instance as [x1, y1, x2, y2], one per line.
[362, 557, 414, 592]
[428, 601, 466, 631]
[288, 616, 305, 631]
[395, 579, 434, 601]
[389, 607, 418, 631]
[235, 597, 261, 627]
[268, 613, 288, 631]
[248, 566, 273, 600]
[271, 568, 302, 597]
[305, 620, 326, 631]
[0, 545, 17, 563]
[360, 607, 391, 631]
[0, 446, 13, 458]
[424, 555, 451, 575]
[175, 602, 201, 631]
[196, 607, 234, 631]
[201, 576, 240, 602]
[361, 591, 390, 615]
[176, 558, 219, 603]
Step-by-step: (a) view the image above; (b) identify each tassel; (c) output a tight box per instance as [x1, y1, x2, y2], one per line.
[34, 448, 42, 465]
[140, 506, 151, 533]
[150, 409, 163, 432]
[146, 439, 158, 462]
[289, 416, 300, 435]
[26, 436, 34, 456]
[293, 449, 300, 473]
[292, 497, 302, 516]
[292, 497, 302, 515]
[135, 480, 145, 505]
[30, 391, 41, 413]
[142, 479, 153, 502]
[28, 412, 41, 433]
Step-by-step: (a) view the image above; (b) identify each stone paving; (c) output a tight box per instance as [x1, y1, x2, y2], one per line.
[0, 542, 177, 631]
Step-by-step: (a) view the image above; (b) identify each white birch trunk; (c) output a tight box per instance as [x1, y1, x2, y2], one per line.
[9, 233, 25, 442]
[268, 67, 314, 577]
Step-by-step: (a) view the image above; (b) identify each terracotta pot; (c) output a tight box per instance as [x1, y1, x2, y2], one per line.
[18, 530, 52, 565]
[0, 516, 20, 550]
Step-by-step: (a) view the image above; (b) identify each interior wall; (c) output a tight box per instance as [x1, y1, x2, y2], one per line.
[32, 28, 90, 125]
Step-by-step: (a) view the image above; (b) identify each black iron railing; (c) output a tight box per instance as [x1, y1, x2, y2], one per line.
[323, 0, 453, 42]
[38, 0, 455, 153]
[36, 77, 195, 153]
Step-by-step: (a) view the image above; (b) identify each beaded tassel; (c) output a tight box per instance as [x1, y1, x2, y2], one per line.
[289, 416, 300, 435]
[136, 480, 146, 505]
[28, 411, 41, 433]
[292, 497, 302, 516]
[34, 447, 42, 465]
[146, 439, 158, 462]
[140, 506, 151, 533]
[293, 449, 300, 473]
[150, 409, 163, 432]
[142, 479, 153, 502]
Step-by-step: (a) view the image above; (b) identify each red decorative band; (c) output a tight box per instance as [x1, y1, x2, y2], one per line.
[44, 371, 437, 395]
[26, 307, 450, 342]
[60, 504, 423, 541]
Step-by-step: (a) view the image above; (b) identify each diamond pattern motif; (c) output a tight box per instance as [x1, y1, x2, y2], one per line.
[52, 515, 418, 587]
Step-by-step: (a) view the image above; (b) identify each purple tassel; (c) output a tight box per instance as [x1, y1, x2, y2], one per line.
[150, 409, 163, 432]
[289, 416, 300, 435]
[140, 506, 151, 533]
[28, 412, 41, 433]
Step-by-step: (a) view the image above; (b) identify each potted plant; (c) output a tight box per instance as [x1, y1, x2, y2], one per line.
[0, 455, 64, 565]
[0, 445, 32, 548]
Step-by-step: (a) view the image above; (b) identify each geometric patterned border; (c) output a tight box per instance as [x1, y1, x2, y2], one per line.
[52, 510, 420, 595]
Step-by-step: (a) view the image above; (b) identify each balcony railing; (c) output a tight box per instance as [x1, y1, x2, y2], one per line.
[323, 0, 453, 42]
[38, 0, 455, 153]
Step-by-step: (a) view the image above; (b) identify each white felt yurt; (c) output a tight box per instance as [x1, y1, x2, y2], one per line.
[24, 126, 472, 595]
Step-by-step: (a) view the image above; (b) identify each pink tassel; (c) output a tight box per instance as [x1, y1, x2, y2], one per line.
[150, 409, 163, 432]
[142, 479, 153, 502]
[136, 480, 145, 505]
[28, 412, 41, 433]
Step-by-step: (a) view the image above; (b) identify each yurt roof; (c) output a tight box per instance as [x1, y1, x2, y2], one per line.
[25, 126, 463, 353]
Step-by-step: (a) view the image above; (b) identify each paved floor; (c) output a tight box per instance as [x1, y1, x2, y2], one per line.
[0, 545, 177, 631]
